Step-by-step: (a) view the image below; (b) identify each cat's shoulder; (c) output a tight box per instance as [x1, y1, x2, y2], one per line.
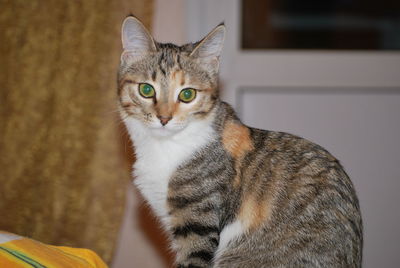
[214, 101, 338, 163]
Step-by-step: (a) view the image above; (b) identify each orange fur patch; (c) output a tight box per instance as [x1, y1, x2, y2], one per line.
[157, 103, 172, 117]
[166, 70, 185, 117]
[222, 122, 271, 229]
[239, 195, 272, 230]
[222, 122, 254, 158]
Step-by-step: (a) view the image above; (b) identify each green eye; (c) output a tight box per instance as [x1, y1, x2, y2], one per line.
[138, 83, 155, 98]
[178, 88, 196, 103]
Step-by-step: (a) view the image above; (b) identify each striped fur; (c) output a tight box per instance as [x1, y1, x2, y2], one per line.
[118, 17, 362, 268]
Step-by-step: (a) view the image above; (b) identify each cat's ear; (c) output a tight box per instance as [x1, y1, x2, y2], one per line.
[190, 23, 225, 71]
[121, 16, 157, 63]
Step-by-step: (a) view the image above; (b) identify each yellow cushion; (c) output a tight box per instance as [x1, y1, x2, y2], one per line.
[0, 231, 108, 268]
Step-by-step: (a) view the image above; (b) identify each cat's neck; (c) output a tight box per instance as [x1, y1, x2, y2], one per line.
[124, 103, 219, 220]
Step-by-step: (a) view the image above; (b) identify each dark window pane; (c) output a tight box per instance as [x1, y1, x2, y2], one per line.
[242, 0, 400, 50]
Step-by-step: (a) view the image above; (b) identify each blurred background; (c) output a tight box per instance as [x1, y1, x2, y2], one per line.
[1, 0, 400, 268]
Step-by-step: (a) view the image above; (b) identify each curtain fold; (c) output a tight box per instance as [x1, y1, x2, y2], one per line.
[0, 0, 153, 263]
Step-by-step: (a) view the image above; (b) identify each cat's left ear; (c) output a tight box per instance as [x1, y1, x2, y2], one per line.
[190, 23, 225, 71]
[121, 16, 157, 63]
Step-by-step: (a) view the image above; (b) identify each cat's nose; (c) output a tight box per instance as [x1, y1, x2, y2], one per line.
[157, 115, 172, 126]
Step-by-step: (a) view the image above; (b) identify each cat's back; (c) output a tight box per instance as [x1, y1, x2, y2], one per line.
[216, 127, 363, 267]
[247, 128, 359, 210]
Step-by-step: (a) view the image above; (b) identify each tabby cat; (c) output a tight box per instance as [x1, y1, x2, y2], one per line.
[118, 16, 362, 268]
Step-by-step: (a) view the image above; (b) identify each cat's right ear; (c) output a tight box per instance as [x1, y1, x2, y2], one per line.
[121, 16, 157, 63]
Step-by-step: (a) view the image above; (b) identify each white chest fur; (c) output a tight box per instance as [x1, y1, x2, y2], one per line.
[124, 117, 215, 225]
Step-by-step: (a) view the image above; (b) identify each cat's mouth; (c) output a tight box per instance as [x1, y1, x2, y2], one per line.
[147, 122, 187, 137]
[149, 127, 176, 137]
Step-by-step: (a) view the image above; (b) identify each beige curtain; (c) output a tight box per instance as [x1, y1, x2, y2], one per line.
[0, 0, 153, 264]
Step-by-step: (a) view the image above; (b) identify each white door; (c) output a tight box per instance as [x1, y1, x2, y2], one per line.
[187, 1, 400, 267]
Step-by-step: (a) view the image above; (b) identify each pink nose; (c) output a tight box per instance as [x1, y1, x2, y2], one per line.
[157, 115, 172, 126]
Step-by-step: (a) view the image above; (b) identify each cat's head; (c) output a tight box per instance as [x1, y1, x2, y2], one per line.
[118, 16, 225, 137]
